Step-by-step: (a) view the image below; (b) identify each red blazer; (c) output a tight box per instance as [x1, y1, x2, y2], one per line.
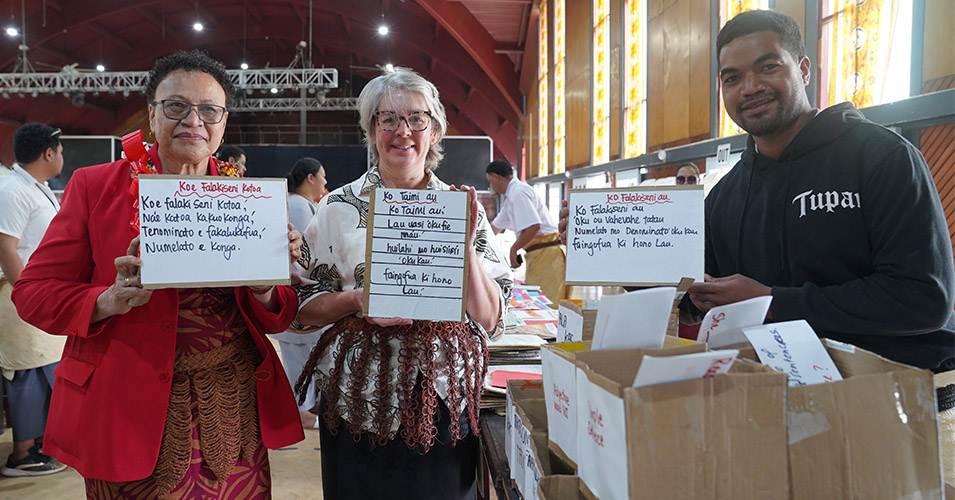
[12, 146, 305, 481]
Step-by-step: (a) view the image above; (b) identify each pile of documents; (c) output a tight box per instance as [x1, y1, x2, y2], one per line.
[481, 286, 558, 411]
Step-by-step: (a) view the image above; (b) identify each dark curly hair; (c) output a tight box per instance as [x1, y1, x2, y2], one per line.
[14, 122, 61, 164]
[145, 50, 236, 107]
[716, 10, 805, 61]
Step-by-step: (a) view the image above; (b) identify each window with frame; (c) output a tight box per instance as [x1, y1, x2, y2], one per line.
[538, 0, 550, 177]
[717, 0, 768, 138]
[818, 0, 912, 108]
[623, 0, 647, 158]
[592, 0, 610, 166]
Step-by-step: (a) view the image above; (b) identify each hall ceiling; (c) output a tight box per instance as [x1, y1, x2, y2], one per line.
[0, 0, 535, 165]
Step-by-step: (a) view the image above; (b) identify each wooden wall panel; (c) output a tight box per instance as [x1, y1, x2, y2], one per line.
[647, 0, 710, 150]
[921, 75, 955, 251]
[565, 0, 592, 169]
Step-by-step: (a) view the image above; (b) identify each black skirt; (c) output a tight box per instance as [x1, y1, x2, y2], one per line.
[318, 394, 478, 500]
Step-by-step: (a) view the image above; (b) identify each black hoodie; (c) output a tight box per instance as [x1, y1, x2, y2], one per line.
[705, 102, 955, 372]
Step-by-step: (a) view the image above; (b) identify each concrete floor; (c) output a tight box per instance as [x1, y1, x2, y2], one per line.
[0, 427, 324, 500]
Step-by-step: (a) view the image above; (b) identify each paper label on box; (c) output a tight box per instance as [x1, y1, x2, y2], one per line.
[524, 445, 542, 500]
[513, 419, 530, 487]
[576, 368, 628, 500]
[700, 296, 772, 347]
[558, 304, 585, 342]
[592, 287, 674, 350]
[743, 320, 843, 386]
[542, 348, 577, 462]
[631, 350, 739, 388]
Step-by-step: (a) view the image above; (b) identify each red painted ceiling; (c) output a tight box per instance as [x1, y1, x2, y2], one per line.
[0, 0, 533, 167]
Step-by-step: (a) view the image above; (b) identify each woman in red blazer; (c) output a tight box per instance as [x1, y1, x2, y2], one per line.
[12, 50, 304, 499]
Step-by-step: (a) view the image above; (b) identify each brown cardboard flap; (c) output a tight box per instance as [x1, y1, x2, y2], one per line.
[515, 397, 548, 434]
[741, 342, 942, 500]
[624, 367, 789, 499]
[537, 475, 588, 500]
[507, 379, 545, 404]
[575, 342, 705, 396]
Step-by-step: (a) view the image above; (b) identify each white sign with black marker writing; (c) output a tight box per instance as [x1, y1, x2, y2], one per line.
[364, 188, 469, 322]
[743, 320, 843, 387]
[565, 187, 704, 286]
[137, 175, 290, 289]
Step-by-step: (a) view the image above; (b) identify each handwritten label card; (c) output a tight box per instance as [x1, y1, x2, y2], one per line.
[364, 188, 470, 322]
[591, 287, 675, 351]
[701, 296, 773, 348]
[742, 320, 843, 387]
[137, 175, 290, 289]
[631, 350, 739, 388]
[557, 301, 585, 342]
[565, 187, 704, 286]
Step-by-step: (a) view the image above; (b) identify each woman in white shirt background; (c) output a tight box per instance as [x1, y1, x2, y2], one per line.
[274, 157, 327, 428]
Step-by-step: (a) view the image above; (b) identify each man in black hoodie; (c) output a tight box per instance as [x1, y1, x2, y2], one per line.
[687, 10, 954, 372]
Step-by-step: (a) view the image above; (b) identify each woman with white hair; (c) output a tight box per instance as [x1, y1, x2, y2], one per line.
[293, 68, 512, 499]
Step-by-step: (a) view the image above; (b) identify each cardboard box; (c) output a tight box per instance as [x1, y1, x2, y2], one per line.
[541, 341, 590, 469]
[537, 475, 596, 500]
[514, 396, 548, 498]
[575, 345, 789, 500]
[541, 336, 692, 470]
[506, 379, 545, 490]
[742, 340, 943, 500]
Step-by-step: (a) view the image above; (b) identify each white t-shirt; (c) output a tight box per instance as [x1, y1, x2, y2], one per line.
[0, 164, 60, 267]
[287, 193, 318, 236]
[492, 178, 557, 236]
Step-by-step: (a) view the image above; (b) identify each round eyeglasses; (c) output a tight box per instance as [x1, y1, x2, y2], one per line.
[374, 111, 432, 132]
[676, 175, 698, 185]
[153, 99, 227, 124]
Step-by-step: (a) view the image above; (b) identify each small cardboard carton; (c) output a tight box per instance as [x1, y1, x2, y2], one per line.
[514, 396, 548, 498]
[537, 475, 596, 500]
[541, 340, 591, 469]
[742, 340, 942, 500]
[506, 379, 545, 488]
[575, 345, 789, 500]
[541, 336, 691, 470]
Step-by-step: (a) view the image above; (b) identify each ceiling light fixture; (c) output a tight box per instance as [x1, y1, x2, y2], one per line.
[193, 22, 203, 32]
[378, 25, 389, 36]
[5, 27, 17, 37]
[384, 63, 394, 72]
[270, 87, 278, 94]
[240, 62, 249, 70]
[96, 64, 105, 72]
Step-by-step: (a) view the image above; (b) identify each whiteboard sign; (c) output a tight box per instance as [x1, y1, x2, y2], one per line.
[363, 188, 470, 322]
[565, 186, 704, 285]
[138, 175, 290, 289]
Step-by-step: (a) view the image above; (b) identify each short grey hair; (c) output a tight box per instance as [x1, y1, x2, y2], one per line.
[357, 67, 447, 171]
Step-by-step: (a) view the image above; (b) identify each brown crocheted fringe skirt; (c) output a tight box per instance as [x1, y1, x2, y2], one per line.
[296, 316, 487, 453]
[86, 334, 265, 499]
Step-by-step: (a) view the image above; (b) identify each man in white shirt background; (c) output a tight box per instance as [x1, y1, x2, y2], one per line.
[486, 159, 566, 303]
[0, 122, 67, 476]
